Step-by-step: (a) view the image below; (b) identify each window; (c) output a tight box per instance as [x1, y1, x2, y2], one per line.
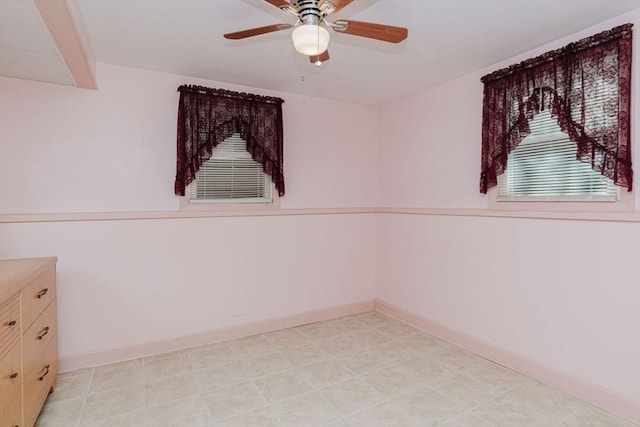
[186, 133, 273, 205]
[497, 110, 618, 202]
[479, 24, 633, 206]
[174, 85, 285, 200]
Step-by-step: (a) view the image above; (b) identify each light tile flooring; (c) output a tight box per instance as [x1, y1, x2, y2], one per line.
[36, 311, 636, 427]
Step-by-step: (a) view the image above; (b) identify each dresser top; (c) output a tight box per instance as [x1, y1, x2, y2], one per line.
[0, 257, 57, 301]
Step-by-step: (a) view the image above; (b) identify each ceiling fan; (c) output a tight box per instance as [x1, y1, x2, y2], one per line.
[224, 0, 408, 66]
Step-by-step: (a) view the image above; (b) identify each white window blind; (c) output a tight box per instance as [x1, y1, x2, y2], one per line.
[498, 109, 618, 202]
[188, 133, 272, 204]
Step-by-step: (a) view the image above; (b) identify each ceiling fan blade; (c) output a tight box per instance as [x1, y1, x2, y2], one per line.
[264, 0, 297, 15]
[309, 50, 330, 63]
[264, 0, 290, 8]
[319, 0, 353, 14]
[333, 20, 408, 43]
[224, 24, 293, 40]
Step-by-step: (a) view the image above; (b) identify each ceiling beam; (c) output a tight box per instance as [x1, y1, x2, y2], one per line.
[33, 0, 97, 89]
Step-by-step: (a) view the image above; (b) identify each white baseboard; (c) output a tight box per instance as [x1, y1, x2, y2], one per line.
[59, 299, 374, 373]
[374, 299, 640, 424]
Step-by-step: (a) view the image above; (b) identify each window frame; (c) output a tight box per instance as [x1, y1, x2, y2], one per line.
[479, 24, 633, 199]
[179, 134, 280, 212]
[179, 182, 280, 212]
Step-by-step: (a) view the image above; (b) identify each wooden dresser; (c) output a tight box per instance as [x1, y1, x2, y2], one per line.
[0, 257, 58, 427]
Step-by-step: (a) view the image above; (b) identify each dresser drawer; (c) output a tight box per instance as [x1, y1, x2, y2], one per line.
[22, 300, 57, 379]
[0, 292, 18, 317]
[23, 336, 57, 427]
[1, 398, 22, 427]
[0, 295, 20, 360]
[0, 342, 22, 426]
[21, 267, 56, 331]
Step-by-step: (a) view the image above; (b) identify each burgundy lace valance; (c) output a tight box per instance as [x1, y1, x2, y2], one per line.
[480, 24, 633, 193]
[174, 85, 285, 196]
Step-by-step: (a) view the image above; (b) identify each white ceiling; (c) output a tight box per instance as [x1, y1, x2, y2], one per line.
[1, 0, 639, 105]
[0, 0, 74, 86]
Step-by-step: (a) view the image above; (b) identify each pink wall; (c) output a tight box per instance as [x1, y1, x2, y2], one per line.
[2, 214, 376, 357]
[0, 63, 379, 361]
[377, 8, 640, 412]
[0, 63, 381, 213]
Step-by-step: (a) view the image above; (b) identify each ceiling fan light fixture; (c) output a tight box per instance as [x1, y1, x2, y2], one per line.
[291, 24, 330, 56]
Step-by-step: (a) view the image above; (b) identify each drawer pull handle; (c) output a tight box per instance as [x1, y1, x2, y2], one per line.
[36, 288, 49, 298]
[8, 320, 17, 326]
[39, 365, 50, 381]
[37, 326, 50, 340]
[9, 372, 18, 379]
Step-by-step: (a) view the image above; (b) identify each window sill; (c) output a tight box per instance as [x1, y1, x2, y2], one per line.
[178, 193, 280, 212]
[487, 186, 635, 214]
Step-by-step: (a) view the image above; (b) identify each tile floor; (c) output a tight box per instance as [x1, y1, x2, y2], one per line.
[35, 311, 637, 427]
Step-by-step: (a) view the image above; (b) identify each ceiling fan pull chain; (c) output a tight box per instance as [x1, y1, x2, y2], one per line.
[315, 23, 322, 66]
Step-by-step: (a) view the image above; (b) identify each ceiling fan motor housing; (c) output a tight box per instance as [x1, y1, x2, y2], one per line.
[292, 0, 324, 25]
